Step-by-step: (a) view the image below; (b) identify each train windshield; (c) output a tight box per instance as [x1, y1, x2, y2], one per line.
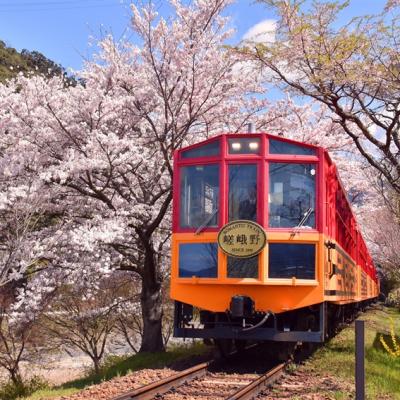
[269, 139, 316, 155]
[181, 140, 220, 159]
[228, 164, 257, 222]
[269, 163, 316, 228]
[180, 164, 219, 229]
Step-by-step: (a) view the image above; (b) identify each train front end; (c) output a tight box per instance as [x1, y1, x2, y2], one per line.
[171, 133, 329, 343]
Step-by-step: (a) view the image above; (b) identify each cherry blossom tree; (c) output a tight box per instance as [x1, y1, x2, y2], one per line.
[242, 0, 400, 283]
[257, 98, 352, 151]
[0, 281, 49, 385]
[44, 274, 133, 374]
[0, 0, 267, 352]
[0, 187, 45, 287]
[243, 0, 400, 194]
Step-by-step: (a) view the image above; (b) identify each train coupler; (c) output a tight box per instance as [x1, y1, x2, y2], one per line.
[229, 295, 255, 318]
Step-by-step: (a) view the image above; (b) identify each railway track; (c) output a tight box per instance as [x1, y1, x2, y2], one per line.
[226, 363, 285, 400]
[111, 358, 285, 400]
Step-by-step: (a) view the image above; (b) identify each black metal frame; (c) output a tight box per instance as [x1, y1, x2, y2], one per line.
[174, 301, 326, 343]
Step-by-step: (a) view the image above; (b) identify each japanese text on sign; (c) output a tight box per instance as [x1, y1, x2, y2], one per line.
[217, 220, 267, 258]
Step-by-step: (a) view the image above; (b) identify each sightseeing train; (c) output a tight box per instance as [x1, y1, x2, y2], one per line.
[170, 132, 379, 345]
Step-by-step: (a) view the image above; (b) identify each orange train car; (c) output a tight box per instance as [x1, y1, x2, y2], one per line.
[171, 133, 379, 343]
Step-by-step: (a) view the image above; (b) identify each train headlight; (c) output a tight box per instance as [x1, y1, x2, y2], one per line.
[231, 142, 241, 150]
[249, 142, 259, 150]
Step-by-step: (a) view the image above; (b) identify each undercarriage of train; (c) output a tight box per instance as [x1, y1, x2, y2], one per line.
[174, 298, 374, 347]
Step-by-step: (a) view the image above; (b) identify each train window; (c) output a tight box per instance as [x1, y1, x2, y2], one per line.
[179, 243, 218, 278]
[227, 256, 258, 278]
[181, 140, 220, 159]
[269, 139, 315, 155]
[228, 138, 261, 154]
[268, 243, 315, 279]
[269, 163, 315, 228]
[180, 165, 219, 229]
[228, 164, 257, 222]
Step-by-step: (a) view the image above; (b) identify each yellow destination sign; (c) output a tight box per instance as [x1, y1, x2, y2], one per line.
[217, 220, 267, 258]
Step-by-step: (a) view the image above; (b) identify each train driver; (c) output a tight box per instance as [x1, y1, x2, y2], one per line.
[238, 184, 257, 221]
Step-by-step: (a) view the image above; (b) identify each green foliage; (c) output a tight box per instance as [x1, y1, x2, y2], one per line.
[379, 318, 400, 357]
[0, 40, 73, 84]
[0, 376, 48, 400]
[379, 271, 400, 298]
[285, 362, 297, 374]
[387, 288, 400, 310]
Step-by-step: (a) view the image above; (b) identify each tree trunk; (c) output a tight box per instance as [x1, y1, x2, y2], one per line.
[139, 235, 164, 353]
[9, 366, 22, 385]
[92, 357, 101, 375]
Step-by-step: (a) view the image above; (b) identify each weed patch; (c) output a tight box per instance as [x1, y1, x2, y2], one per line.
[0, 376, 48, 400]
[302, 305, 400, 399]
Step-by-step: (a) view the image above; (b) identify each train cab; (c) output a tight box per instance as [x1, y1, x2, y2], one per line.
[171, 133, 378, 343]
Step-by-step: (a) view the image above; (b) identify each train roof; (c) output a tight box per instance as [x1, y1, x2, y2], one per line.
[178, 132, 321, 154]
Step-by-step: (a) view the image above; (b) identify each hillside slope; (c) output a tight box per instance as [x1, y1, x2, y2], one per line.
[0, 40, 67, 83]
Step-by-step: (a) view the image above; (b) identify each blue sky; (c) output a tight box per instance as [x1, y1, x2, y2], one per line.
[0, 0, 386, 72]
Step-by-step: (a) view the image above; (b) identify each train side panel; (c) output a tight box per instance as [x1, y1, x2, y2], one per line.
[322, 152, 379, 305]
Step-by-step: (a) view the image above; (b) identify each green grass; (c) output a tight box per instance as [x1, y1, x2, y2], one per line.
[22, 387, 77, 400]
[24, 342, 208, 400]
[302, 305, 400, 399]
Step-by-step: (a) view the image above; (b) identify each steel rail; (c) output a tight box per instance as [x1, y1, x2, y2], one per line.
[225, 363, 286, 400]
[110, 361, 209, 400]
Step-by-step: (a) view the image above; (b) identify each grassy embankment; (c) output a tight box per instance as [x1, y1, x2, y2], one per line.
[24, 342, 208, 400]
[21, 305, 400, 400]
[298, 305, 400, 399]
